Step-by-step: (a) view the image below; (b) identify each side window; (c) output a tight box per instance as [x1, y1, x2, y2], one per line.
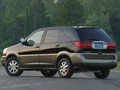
[27, 31, 44, 44]
[44, 30, 60, 43]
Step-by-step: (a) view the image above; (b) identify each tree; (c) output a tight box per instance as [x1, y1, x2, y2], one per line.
[109, 9, 120, 50]
[0, 0, 50, 56]
[24, 0, 50, 37]
[82, 0, 112, 34]
[55, 0, 84, 26]
[80, 0, 120, 50]
[43, 0, 57, 26]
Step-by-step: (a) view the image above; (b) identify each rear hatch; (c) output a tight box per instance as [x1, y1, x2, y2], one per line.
[74, 27, 116, 54]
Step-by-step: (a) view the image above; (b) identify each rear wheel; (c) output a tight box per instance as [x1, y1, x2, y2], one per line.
[41, 70, 57, 77]
[6, 57, 23, 76]
[94, 69, 110, 79]
[58, 58, 73, 78]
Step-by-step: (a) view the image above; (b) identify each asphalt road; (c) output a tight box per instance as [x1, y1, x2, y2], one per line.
[0, 66, 120, 90]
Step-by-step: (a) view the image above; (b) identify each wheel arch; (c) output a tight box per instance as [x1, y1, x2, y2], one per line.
[56, 51, 72, 66]
[6, 52, 19, 63]
[6, 54, 18, 61]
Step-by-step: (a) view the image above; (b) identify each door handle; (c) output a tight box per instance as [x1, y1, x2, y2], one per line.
[35, 46, 40, 48]
[55, 44, 60, 47]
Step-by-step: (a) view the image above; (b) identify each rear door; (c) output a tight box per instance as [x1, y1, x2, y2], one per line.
[39, 29, 61, 67]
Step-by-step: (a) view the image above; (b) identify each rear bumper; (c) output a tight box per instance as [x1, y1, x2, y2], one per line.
[70, 53, 117, 69]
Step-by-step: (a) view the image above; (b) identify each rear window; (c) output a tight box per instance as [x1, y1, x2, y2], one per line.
[76, 28, 112, 41]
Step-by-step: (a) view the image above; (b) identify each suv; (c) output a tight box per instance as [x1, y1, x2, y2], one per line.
[1, 26, 117, 79]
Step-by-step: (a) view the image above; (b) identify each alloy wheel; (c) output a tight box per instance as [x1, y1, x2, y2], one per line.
[59, 61, 69, 76]
[8, 60, 19, 74]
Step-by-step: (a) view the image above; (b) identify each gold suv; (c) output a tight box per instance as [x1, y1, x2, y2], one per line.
[1, 26, 117, 79]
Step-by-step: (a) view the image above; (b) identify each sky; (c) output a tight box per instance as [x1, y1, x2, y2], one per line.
[54, 0, 59, 3]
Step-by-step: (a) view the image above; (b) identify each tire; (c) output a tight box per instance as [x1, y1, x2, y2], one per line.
[58, 58, 73, 78]
[5, 57, 23, 76]
[41, 70, 57, 77]
[94, 69, 110, 79]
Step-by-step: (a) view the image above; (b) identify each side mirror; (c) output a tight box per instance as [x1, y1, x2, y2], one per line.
[27, 40, 34, 46]
[20, 38, 26, 44]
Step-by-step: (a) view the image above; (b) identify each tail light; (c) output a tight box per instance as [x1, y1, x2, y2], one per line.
[72, 41, 92, 48]
[107, 42, 116, 49]
[72, 41, 116, 49]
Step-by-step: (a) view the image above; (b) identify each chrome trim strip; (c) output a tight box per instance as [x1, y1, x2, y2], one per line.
[40, 63, 53, 65]
[19, 54, 57, 57]
[19, 54, 38, 57]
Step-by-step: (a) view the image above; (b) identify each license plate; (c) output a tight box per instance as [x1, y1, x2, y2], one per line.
[95, 43, 103, 49]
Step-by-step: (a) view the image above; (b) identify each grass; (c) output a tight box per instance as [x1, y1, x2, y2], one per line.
[0, 58, 1, 65]
[113, 62, 120, 70]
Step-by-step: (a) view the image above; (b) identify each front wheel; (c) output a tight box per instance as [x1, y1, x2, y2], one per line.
[94, 69, 110, 79]
[58, 58, 73, 78]
[5, 57, 23, 76]
[41, 70, 57, 77]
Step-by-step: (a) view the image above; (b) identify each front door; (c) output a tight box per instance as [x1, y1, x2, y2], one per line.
[19, 30, 44, 67]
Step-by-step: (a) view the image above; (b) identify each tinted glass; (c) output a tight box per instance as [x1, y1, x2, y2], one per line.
[27, 31, 44, 44]
[63, 27, 80, 41]
[76, 28, 112, 41]
[44, 30, 60, 43]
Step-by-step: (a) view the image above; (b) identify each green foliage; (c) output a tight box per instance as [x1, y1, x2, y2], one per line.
[0, 49, 3, 57]
[0, 0, 120, 57]
[78, 0, 120, 50]
[109, 9, 120, 50]
[0, 60, 1, 66]
[0, 57, 2, 66]
[54, 0, 84, 26]
[116, 51, 120, 62]
[113, 62, 120, 70]
[0, 0, 50, 56]
[82, 0, 112, 34]
[43, 0, 57, 26]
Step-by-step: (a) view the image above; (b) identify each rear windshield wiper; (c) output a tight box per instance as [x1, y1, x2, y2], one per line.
[88, 39, 100, 41]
